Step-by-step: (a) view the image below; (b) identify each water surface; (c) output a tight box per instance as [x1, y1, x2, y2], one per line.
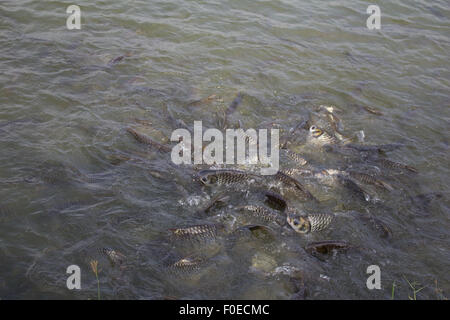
[0, 0, 449, 299]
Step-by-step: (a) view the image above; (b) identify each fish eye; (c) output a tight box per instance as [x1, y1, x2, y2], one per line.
[293, 220, 299, 226]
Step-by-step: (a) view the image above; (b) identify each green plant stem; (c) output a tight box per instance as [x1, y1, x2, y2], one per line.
[95, 273, 100, 300]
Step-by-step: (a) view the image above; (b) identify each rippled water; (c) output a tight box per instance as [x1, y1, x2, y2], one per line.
[0, 0, 449, 299]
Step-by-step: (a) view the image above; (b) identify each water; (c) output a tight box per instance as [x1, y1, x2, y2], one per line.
[0, 0, 449, 299]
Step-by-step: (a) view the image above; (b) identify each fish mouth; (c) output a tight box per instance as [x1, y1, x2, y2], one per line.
[309, 125, 323, 137]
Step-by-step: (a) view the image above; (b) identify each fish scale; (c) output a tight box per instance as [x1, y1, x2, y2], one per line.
[272, 170, 316, 201]
[167, 255, 207, 275]
[348, 171, 393, 191]
[169, 224, 224, 242]
[286, 212, 334, 234]
[237, 205, 285, 225]
[284, 149, 308, 166]
[198, 169, 259, 186]
[376, 159, 417, 173]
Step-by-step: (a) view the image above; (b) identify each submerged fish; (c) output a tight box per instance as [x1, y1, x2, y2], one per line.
[226, 92, 243, 116]
[344, 143, 403, 154]
[284, 149, 308, 166]
[264, 190, 288, 211]
[348, 171, 393, 191]
[271, 170, 316, 201]
[198, 169, 259, 186]
[126, 127, 171, 152]
[287, 212, 334, 234]
[187, 94, 217, 108]
[409, 193, 443, 216]
[237, 205, 285, 225]
[359, 215, 392, 239]
[107, 55, 125, 66]
[305, 240, 352, 256]
[311, 168, 373, 201]
[363, 106, 383, 116]
[201, 192, 230, 214]
[102, 248, 126, 265]
[336, 174, 372, 202]
[375, 158, 418, 173]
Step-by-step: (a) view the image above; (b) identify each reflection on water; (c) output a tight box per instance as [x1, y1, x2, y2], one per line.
[0, 0, 449, 299]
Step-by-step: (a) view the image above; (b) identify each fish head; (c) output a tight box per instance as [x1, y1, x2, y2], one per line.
[198, 170, 219, 186]
[286, 213, 311, 234]
[309, 125, 323, 138]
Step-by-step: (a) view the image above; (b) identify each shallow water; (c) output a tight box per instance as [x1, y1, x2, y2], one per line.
[0, 0, 449, 299]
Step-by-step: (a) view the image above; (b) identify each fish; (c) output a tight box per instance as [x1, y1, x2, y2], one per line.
[102, 248, 126, 265]
[126, 127, 171, 153]
[237, 205, 285, 225]
[167, 254, 206, 274]
[409, 193, 443, 216]
[348, 171, 393, 191]
[107, 154, 132, 165]
[336, 174, 372, 202]
[359, 215, 392, 239]
[363, 106, 383, 116]
[226, 92, 243, 116]
[271, 170, 316, 201]
[225, 224, 276, 252]
[132, 118, 153, 126]
[282, 167, 314, 178]
[344, 143, 403, 154]
[304, 240, 353, 256]
[169, 224, 225, 242]
[311, 168, 373, 201]
[307, 125, 340, 146]
[186, 94, 218, 108]
[316, 105, 345, 135]
[107, 55, 125, 66]
[107, 53, 131, 66]
[287, 212, 334, 234]
[264, 190, 288, 211]
[284, 149, 308, 166]
[375, 159, 418, 173]
[201, 192, 230, 214]
[198, 169, 259, 186]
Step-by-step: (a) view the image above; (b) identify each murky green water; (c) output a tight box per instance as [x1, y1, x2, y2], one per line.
[0, 0, 449, 299]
